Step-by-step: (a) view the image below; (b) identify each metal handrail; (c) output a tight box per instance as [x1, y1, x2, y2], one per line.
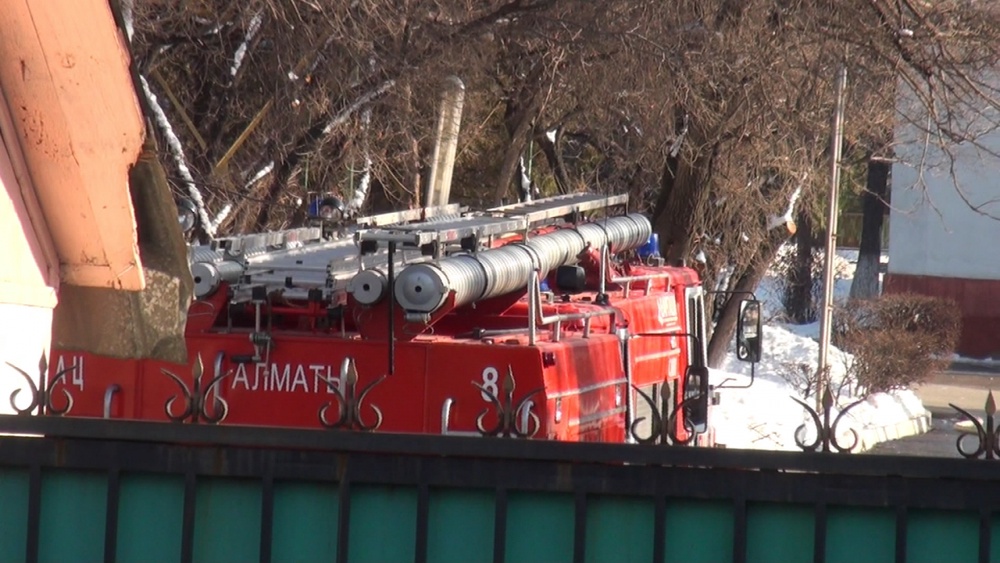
[439, 398, 479, 437]
[611, 271, 673, 298]
[441, 397, 453, 433]
[528, 270, 616, 345]
[103, 384, 120, 419]
[598, 243, 674, 298]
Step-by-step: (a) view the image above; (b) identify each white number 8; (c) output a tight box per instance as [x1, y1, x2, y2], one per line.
[480, 367, 499, 401]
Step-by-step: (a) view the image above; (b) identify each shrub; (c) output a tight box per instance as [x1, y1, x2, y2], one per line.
[775, 362, 820, 400]
[835, 294, 961, 395]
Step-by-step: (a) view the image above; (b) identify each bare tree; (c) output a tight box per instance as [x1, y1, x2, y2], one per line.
[130, 0, 1000, 363]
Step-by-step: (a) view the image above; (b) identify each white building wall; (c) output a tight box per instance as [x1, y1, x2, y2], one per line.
[0, 128, 57, 415]
[889, 128, 1000, 280]
[0, 304, 53, 414]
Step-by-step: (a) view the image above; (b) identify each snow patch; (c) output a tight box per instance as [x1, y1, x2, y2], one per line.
[712, 250, 928, 451]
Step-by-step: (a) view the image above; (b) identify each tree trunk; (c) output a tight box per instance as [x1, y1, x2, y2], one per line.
[494, 123, 532, 205]
[652, 149, 714, 266]
[411, 136, 424, 208]
[494, 89, 545, 204]
[785, 209, 815, 323]
[651, 150, 678, 229]
[536, 127, 571, 194]
[401, 84, 424, 208]
[849, 157, 890, 300]
[707, 221, 796, 368]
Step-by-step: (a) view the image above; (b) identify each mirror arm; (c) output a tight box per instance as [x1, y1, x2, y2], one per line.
[714, 360, 755, 390]
[712, 290, 760, 390]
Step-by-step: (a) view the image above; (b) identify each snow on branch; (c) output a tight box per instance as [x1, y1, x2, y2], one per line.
[767, 173, 806, 232]
[345, 58, 380, 212]
[348, 107, 373, 211]
[231, 11, 263, 78]
[349, 154, 373, 211]
[120, 0, 135, 42]
[139, 75, 218, 238]
[210, 204, 232, 232]
[244, 161, 275, 190]
[322, 80, 396, 136]
[288, 34, 336, 83]
[518, 155, 538, 202]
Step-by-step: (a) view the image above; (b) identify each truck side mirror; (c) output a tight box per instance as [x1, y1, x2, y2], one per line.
[683, 365, 710, 431]
[736, 299, 762, 363]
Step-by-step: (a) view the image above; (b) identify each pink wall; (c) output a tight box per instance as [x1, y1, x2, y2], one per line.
[0, 0, 145, 291]
[0, 108, 57, 308]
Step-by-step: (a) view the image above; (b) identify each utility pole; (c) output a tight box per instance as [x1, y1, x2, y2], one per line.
[818, 65, 847, 402]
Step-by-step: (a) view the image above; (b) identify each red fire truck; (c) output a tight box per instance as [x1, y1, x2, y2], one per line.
[46, 192, 760, 444]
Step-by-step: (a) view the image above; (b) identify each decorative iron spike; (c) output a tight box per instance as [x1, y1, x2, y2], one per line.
[6, 352, 74, 416]
[822, 384, 834, 411]
[473, 365, 543, 438]
[950, 391, 1000, 459]
[629, 383, 696, 446]
[319, 357, 386, 431]
[792, 384, 864, 453]
[161, 352, 231, 423]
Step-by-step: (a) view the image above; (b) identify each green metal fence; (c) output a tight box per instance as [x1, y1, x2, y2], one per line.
[0, 415, 997, 563]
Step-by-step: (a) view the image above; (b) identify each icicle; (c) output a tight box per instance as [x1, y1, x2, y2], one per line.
[139, 75, 217, 238]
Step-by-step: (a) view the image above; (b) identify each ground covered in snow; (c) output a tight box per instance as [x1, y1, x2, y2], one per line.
[710, 249, 930, 451]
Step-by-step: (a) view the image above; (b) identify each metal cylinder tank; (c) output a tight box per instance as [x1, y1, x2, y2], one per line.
[191, 261, 245, 298]
[393, 214, 651, 313]
[348, 269, 388, 306]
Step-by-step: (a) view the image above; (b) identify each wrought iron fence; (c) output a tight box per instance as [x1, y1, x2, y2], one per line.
[1, 409, 1000, 563]
[4, 354, 1000, 562]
